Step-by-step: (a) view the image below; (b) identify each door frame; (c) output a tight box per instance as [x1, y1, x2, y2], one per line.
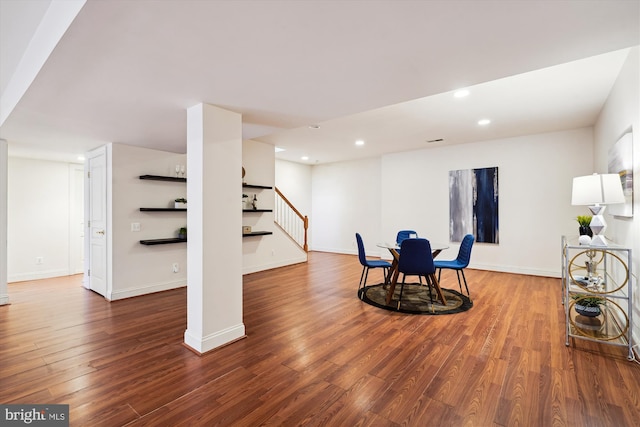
[69, 163, 84, 275]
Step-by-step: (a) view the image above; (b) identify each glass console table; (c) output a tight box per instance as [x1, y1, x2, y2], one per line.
[561, 236, 634, 360]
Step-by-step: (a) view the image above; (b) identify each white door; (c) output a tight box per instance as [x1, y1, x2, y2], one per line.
[87, 149, 107, 297]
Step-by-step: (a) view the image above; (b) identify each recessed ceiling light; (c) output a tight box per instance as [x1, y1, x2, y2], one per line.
[355, 140, 365, 146]
[274, 146, 285, 152]
[301, 156, 309, 160]
[308, 124, 320, 129]
[478, 119, 491, 126]
[77, 155, 85, 161]
[454, 89, 470, 98]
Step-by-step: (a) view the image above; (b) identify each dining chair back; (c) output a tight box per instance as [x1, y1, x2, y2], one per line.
[356, 233, 392, 297]
[434, 234, 475, 296]
[396, 229, 418, 247]
[396, 238, 438, 309]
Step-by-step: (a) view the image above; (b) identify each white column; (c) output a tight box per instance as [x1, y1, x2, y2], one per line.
[184, 103, 245, 353]
[0, 139, 8, 305]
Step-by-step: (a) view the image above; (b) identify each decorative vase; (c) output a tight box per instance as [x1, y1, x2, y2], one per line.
[578, 225, 593, 237]
[578, 235, 592, 245]
[575, 303, 600, 317]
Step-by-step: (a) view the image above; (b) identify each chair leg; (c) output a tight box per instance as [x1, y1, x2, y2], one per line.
[455, 270, 463, 294]
[425, 275, 434, 304]
[397, 276, 406, 310]
[359, 266, 368, 299]
[460, 269, 470, 296]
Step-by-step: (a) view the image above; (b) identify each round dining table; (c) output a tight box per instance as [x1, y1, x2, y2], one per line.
[376, 240, 449, 305]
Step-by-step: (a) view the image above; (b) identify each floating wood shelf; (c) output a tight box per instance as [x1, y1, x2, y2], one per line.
[242, 184, 272, 189]
[139, 175, 186, 183]
[140, 238, 187, 245]
[140, 208, 187, 212]
[242, 231, 273, 237]
[242, 209, 272, 213]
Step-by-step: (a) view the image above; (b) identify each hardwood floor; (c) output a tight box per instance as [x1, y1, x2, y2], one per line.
[1, 251, 639, 426]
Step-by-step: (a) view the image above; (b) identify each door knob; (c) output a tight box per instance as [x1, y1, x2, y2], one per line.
[96, 230, 105, 235]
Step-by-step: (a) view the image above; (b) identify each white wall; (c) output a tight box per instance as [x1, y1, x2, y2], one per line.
[275, 159, 312, 246]
[0, 139, 7, 304]
[383, 128, 593, 276]
[7, 157, 83, 282]
[87, 141, 305, 301]
[311, 157, 382, 256]
[308, 128, 593, 277]
[593, 46, 639, 347]
[243, 140, 307, 274]
[109, 144, 188, 299]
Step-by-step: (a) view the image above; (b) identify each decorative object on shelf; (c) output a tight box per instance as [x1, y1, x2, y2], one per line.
[242, 167, 246, 185]
[178, 227, 187, 240]
[242, 193, 248, 209]
[174, 198, 187, 209]
[571, 173, 625, 246]
[571, 294, 604, 317]
[576, 215, 592, 245]
[242, 226, 252, 234]
[252, 194, 257, 210]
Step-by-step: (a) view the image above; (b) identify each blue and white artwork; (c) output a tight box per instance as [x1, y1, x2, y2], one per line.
[449, 167, 499, 244]
[608, 131, 633, 217]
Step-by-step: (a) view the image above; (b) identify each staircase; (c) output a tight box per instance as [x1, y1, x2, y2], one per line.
[274, 187, 308, 252]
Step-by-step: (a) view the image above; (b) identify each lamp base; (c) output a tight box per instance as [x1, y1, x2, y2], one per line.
[588, 204, 609, 246]
[590, 234, 609, 246]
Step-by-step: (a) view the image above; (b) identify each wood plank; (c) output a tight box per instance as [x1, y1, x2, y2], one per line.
[2, 252, 639, 426]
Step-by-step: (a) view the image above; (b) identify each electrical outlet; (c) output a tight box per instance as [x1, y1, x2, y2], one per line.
[35, 257, 43, 265]
[172, 263, 179, 273]
[131, 223, 141, 232]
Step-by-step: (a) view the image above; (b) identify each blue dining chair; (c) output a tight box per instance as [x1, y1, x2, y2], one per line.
[396, 229, 418, 247]
[396, 238, 441, 309]
[434, 234, 475, 296]
[356, 233, 392, 297]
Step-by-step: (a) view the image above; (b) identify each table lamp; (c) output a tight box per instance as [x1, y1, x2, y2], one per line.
[571, 173, 625, 246]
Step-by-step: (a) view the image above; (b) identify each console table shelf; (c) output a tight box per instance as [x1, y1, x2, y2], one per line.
[562, 236, 634, 360]
[140, 238, 187, 245]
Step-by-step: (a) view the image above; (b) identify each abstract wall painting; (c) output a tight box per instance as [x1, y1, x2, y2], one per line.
[608, 131, 633, 217]
[449, 167, 499, 244]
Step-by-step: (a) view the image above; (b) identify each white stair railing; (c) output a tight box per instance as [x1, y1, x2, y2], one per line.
[274, 187, 308, 252]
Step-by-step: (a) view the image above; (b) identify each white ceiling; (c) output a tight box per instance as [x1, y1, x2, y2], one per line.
[1, 0, 639, 164]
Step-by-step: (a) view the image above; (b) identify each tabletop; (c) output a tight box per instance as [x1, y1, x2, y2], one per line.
[377, 241, 449, 252]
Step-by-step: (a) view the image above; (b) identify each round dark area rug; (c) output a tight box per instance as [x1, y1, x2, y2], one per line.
[358, 282, 473, 314]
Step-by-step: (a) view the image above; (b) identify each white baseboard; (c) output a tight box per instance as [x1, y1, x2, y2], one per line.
[108, 279, 186, 301]
[184, 323, 246, 354]
[242, 254, 307, 275]
[8, 268, 69, 283]
[468, 262, 560, 278]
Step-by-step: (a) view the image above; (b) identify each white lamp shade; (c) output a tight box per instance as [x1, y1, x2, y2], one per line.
[571, 173, 625, 205]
